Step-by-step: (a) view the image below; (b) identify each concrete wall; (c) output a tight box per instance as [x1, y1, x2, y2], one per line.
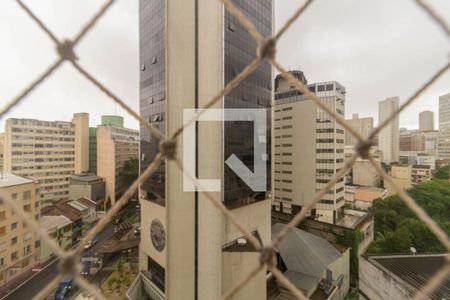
[359, 256, 412, 300]
[73, 113, 90, 174]
[222, 252, 266, 300]
[353, 159, 380, 187]
[327, 248, 350, 300]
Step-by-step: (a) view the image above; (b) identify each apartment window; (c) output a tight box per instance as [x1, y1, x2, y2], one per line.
[0, 258, 4, 267]
[35, 240, 40, 248]
[23, 232, 32, 241]
[317, 139, 334, 143]
[336, 129, 344, 134]
[23, 191, 32, 200]
[316, 128, 334, 133]
[282, 125, 292, 129]
[282, 189, 292, 192]
[11, 252, 18, 261]
[35, 214, 39, 221]
[282, 162, 292, 165]
[282, 116, 292, 120]
[12, 193, 18, 200]
[11, 222, 18, 231]
[282, 152, 292, 156]
[282, 179, 292, 183]
[282, 144, 292, 147]
[317, 159, 334, 164]
[282, 107, 293, 111]
[23, 221, 27, 228]
[0, 227, 5, 237]
[317, 149, 334, 153]
[282, 171, 292, 174]
[336, 187, 344, 193]
[0, 212, 5, 222]
[317, 85, 325, 92]
[23, 204, 31, 212]
[326, 84, 334, 91]
[0, 242, 6, 253]
[320, 199, 334, 204]
[24, 245, 32, 255]
[35, 201, 40, 208]
[11, 237, 18, 246]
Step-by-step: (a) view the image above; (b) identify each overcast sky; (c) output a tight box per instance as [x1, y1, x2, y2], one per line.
[0, 0, 449, 131]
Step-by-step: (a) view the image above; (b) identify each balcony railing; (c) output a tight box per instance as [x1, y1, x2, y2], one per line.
[126, 271, 165, 300]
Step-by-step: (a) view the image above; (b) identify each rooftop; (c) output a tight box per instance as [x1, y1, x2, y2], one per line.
[367, 254, 450, 299]
[354, 187, 387, 202]
[70, 173, 104, 183]
[41, 215, 72, 231]
[336, 209, 371, 229]
[0, 172, 34, 188]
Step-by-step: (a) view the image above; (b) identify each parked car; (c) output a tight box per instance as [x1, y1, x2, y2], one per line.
[134, 226, 141, 236]
[54, 277, 74, 300]
[80, 261, 91, 276]
[83, 235, 99, 250]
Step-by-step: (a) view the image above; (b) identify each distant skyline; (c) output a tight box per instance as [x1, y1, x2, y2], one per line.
[0, 0, 449, 131]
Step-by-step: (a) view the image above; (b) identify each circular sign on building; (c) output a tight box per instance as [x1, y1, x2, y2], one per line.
[150, 219, 166, 252]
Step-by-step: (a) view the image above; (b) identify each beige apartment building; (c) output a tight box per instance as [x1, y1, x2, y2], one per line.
[419, 110, 434, 132]
[0, 173, 40, 286]
[378, 97, 400, 163]
[345, 113, 374, 146]
[273, 71, 346, 225]
[3, 113, 89, 205]
[385, 164, 412, 196]
[0, 133, 4, 171]
[96, 122, 139, 206]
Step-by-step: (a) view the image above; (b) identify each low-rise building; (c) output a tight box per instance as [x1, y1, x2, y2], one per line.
[385, 164, 412, 196]
[359, 254, 450, 300]
[345, 186, 387, 211]
[352, 159, 381, 188]
[271, 223, 350, 300]
[69, 173, 106, 211]
[40, 215, 73, 262]
[0, 173, 40, 287]
[411, 165, 432, 185]
[42, 202, 82, 245]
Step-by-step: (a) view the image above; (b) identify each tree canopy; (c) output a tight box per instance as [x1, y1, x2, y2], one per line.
[367, 180, 450, 254]
[120, 157, 139, 187]
[434, 165, 450, 180]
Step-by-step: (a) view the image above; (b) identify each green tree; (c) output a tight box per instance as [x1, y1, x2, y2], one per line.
[120, 158, 139, 187]
[367, 180, 450, 254]
[435, 165, 450, 180]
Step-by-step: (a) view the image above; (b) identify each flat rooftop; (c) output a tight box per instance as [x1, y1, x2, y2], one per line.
[0, 172, 34, 188]
[336, 209, 371, 229]
[70, 173, 104, 182]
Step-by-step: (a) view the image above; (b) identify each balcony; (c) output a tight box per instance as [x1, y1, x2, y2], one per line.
[126, 271, 165, 300]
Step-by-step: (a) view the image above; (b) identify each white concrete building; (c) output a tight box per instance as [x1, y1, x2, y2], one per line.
[273, 71, 346, 225]
[345, 113, 374, 146]
[439, 93, 450, 159]
[419, 110, 434, 132]
[378, 97, 400, 163]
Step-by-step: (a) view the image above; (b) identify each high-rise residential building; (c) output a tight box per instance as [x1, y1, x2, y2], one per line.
[3, 113, 89, 205]
[400, 129, 424, 152]
[96, 117, 139, 206]
[0, 133, 4, 172]
[378, 97, 400, 163]
[345, 113, 374, 146]
[272, 70, 346, 225]
[419, 110, 434, 132]
[439, 93, 450, 159]
[0, 173, 40, 285]
[135, 0, 272, 299]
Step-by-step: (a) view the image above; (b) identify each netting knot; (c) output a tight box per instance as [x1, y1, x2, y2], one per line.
[160, 139, 177, 160]
[258, 38, 276, 60]
[355, 139, 375, 159]
[57, 39, 78, 61]
[259, 246, 276, 268]
[58, 251, 80, 277]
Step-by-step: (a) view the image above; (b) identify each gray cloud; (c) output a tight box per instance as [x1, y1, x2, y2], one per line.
[0, 0, 449, 131]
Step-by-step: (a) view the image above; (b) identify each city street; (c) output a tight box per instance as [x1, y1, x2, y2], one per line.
[1, 221, 116, 300]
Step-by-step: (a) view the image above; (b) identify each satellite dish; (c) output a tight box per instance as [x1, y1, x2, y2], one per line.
[410, 247, 417, 254]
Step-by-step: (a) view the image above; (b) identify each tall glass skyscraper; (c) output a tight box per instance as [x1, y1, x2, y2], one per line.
[136, 0, 272, 299]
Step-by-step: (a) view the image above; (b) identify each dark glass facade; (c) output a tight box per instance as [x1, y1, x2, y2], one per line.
[139, 0, 166, 205]
[224, 0, 272, 207]
[139, 0, 272, 208]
